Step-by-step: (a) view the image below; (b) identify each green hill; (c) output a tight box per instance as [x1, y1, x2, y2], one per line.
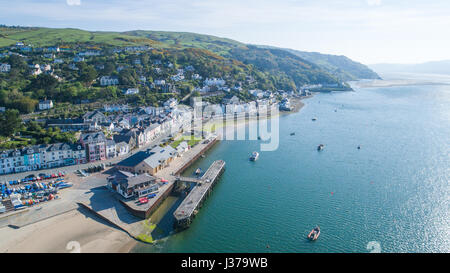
[0, 26, 161, 48]
[123, 30, 380, 83]
[282, 49, 381, 81]
[1, 27, 379, 84]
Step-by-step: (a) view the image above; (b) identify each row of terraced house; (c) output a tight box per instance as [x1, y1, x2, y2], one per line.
[0, 103, 193, 175]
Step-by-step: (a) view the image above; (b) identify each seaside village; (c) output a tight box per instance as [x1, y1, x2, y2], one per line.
[0, 41, 313, 231]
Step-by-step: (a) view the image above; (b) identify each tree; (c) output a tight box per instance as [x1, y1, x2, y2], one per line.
[12, 97, 38, 113]
[102, 62, 115, 75]
[119, 68, 137, 86]
[29, 74, 58, 92]
[79, 65, 98, 86]
[0, 109, 21, 137]
[7, 54, 28, 72]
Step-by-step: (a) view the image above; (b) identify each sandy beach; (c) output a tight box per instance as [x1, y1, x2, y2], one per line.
[0, 207, 134, 253]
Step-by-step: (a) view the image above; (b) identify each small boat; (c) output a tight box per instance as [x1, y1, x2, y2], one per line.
[201, 154, 206, 158]
[257, 136, 261, 140]
[317, 144, 325, 151]
[312, 117, 317, 121]
[307, 226, 320, 241]
[290, 132, 295, 136]
[249, 151, 259, 161]
[357, 145, 361, 150]
[195, 168, 202, 175]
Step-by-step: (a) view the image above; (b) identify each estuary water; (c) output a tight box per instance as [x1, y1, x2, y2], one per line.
[134, 81, 450, 253]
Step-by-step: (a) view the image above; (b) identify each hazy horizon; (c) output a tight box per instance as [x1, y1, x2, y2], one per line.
[1, 0, 450, 65]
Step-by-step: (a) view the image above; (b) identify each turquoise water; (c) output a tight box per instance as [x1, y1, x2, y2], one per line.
[134, 84, 450, 253]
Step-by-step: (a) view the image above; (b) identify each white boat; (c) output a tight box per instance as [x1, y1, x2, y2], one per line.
[317, 144, 325, 151]
[250, 151, 259, 161]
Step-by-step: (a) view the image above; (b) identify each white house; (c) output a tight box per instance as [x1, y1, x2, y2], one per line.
[204, 78, 225, 86]
[0, 63, 11, 72]
[176, 141, 189, 156]
[171, 74, 185, 82]
[100, 76, 119, 86]
[144, 106, 165, 116]
[116, 142, 130, 156]
[106, 140, 117, 159]
[39, 100, 53, 110]
[154, 79, 166, 85]
[30, 64, 42, 76]
[124, 88, 139, 95]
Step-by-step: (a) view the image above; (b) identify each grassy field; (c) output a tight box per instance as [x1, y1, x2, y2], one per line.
[170, 136, 202, 148]
[123, 30, 247, 57]
[0, 27, 161, 48]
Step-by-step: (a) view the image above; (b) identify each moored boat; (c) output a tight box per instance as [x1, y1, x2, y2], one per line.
[195, 168, 202, 175]
[307, 226, 320, 241]
[249, 151, 259, 161]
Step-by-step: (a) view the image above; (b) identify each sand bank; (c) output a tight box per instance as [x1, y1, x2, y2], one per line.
[0, 208, 133, 253]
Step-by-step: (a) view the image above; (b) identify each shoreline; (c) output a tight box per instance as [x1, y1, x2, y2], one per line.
[0, 96, 312, 253]
[0, 207, 133, 253]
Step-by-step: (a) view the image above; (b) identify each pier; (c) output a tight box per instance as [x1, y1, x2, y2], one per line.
[174, 160, 226, 229]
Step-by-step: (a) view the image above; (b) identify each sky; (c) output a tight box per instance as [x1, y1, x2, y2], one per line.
[1, 0, 450, 64]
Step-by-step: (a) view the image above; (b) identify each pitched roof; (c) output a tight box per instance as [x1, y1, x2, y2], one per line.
[116, 151, 150, 167]
[113, 134, 134, 145]
[116, 145, 177, 169]
[81, 131, 106, 143]
[83, 110, 106, 120]
[143, 145, 177, 169]
[120, 173, 157, 188]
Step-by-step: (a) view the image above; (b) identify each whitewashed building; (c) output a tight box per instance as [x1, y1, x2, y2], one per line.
[204, 78, 225, 86]
[106, 140, 117, 159]
[0, 63, 11, 72]
[124, 88, 139, 95]
[39, 100, 54, 110]
[100, 76, 119, 86]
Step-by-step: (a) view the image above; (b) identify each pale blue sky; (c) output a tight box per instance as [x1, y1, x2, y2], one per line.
[1, 0, 450, 64]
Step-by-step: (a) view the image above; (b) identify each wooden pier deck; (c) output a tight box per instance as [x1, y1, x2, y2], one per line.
[173, 160, 225, 229]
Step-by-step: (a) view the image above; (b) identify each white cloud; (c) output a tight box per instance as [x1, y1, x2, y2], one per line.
[66, 0, 81, 6]
[367, 0, 381, 6]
